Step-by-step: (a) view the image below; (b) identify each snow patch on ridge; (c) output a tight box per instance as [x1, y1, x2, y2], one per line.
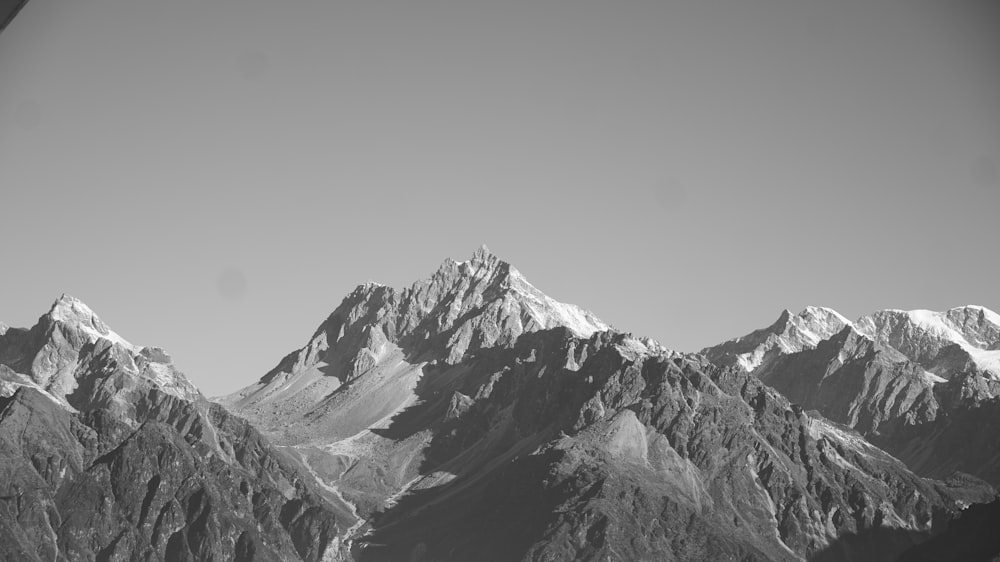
[508, 267, 609, 337]
[967, 348, 1000, 376]
[716, 306, 851, 373]
[920, 370, 948, 385]
[809, 418, 879, 461]
[856, 307, 1000, 378]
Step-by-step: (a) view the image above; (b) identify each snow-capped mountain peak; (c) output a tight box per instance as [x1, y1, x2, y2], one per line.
[786, 306, 853, 347]
[0, 295, 200, 409]
[802, 305, 852, 326]
[45, 294, 136, 350]
[221, 246, 611, 443]
[701, 305, 850, 372]
[705, 303, 1000, 379]
[506, 266, 608, 338]
[855, 306, 1000, 378]
[401, 245, 608, 343]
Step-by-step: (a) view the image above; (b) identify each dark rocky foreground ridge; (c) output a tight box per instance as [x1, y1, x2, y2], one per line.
[0, 388, 345, 561]
[2, 248, 999, 561]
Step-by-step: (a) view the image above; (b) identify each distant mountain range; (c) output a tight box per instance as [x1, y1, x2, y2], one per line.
[702, 304, 1000, 485]
[2, 246, 998, 561]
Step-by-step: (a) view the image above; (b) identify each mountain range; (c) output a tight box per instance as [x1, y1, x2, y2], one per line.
[702, 304, 1000, 485]
[2, 246, 998, 561]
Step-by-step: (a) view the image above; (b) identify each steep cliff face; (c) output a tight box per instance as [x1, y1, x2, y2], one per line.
[0, 298, 348, 562]
[878, 374, 1000, 485]
[752, 327, 940, 437]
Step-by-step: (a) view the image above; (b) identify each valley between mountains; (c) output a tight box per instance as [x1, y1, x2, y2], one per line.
[2, 246, 998, 561]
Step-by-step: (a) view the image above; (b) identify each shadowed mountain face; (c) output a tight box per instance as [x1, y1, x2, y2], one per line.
[702, 305, 1000, 486]
[221, 247, 994, 561]
[0, 299, 349, 561]
[897, 498, 1000, 562]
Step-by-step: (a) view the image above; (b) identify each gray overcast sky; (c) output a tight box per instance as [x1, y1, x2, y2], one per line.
[1, 0, 998, 397]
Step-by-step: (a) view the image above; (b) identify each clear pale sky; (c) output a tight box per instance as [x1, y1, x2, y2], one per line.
[1, 0, 998, 397]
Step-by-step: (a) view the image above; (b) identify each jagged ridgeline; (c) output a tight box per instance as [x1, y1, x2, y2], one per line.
[2, 247, 998, 561]
[702, 304, 1000, 485]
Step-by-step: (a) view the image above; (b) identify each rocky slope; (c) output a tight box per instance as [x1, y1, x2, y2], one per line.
[702, 306, 1000, 486]
[223, 248, 995, 561]
[0, 297, 350, 561]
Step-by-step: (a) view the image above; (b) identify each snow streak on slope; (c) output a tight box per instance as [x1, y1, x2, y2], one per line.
[507, 267, 608, 337]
